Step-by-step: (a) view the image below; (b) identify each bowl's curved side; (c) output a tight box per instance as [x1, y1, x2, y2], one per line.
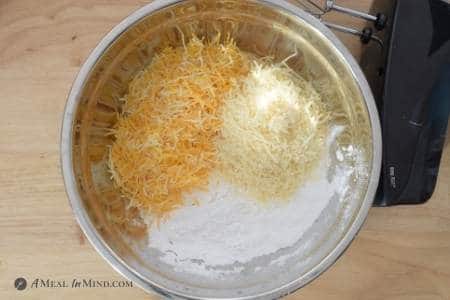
[61, 0, 382, 299]
[60, 1, 184, 298]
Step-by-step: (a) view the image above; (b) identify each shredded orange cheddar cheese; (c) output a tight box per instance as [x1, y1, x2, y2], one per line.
[109, 36, 250, 219]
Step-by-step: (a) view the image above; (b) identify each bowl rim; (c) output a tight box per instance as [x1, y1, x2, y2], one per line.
[60, 0, 382, 299]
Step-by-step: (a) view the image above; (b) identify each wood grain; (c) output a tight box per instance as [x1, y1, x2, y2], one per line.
[0, 1, 449, 299]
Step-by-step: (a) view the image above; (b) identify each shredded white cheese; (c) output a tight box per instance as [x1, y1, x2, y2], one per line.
[216, 62, 330, 201]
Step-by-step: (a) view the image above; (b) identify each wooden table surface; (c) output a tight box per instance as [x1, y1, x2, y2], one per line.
[1, 1, 449, 299]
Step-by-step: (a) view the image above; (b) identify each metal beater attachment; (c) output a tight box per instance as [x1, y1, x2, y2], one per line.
[324, 0, 388, 30]
[322, 21, 383, 47]
[295, 0, 387, 47]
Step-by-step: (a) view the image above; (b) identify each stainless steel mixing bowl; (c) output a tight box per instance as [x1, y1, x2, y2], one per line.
[61, 0, 382, 298]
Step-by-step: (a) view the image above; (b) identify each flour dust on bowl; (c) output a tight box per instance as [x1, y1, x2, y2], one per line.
[61, 0, 381, 298]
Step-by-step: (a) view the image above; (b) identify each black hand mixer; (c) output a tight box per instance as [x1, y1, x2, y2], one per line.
[295, 0, 450, 206]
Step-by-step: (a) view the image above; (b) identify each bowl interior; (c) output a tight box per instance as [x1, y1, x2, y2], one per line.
[67, 0, 375, 298]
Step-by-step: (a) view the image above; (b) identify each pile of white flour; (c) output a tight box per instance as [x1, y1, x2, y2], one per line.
[145, 127, 354, 276]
